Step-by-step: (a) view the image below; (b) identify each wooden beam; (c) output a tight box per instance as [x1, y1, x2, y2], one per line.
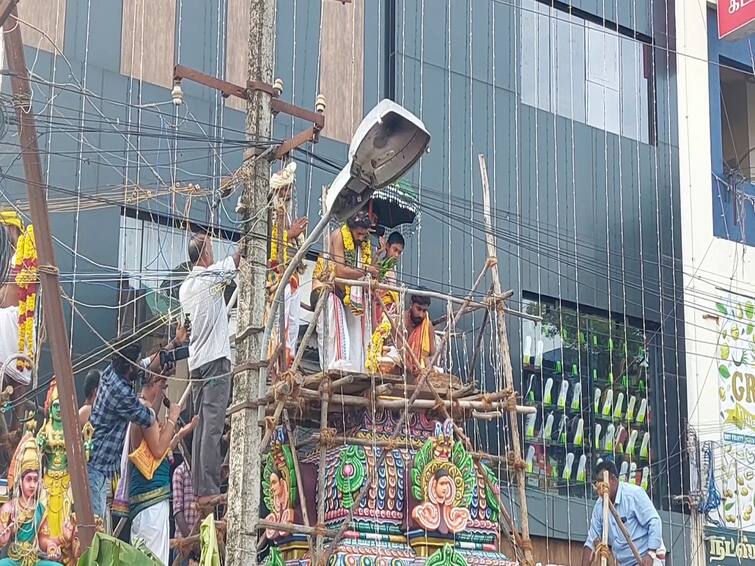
[174, 64, 248, 99]
[271, 98, 325, 129]
[274, 126, 318, 159]
[0, 0, 17, 29]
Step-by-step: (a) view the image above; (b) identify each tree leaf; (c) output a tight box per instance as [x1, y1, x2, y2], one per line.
[717, 303, 730, 316]
[719, 365, 731, 379]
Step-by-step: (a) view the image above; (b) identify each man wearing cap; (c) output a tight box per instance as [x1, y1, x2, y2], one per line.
[582, 460, 666, 566]
[313, 210, 378, 372]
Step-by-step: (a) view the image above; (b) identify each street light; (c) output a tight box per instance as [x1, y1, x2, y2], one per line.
[325, 99, 431, 220]
[258, 100, 430, 400]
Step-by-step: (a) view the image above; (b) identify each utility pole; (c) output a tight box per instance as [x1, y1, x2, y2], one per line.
[2, 3, 96, 551]
[225, 0, 275, 564]
[478, 155, 534, 566]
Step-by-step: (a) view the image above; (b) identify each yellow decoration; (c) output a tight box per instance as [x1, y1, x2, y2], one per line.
[0, 210, 23, 232]
[15, 226, 37, 371]
[366, 315, 392, 374]
[340, 224, 371, 315]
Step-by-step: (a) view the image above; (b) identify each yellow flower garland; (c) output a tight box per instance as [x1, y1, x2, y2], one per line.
[341, 224, 371, 315]
[15, 226, 37, 371]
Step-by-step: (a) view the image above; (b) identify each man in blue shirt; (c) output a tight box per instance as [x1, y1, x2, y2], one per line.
[582, 460, 665, 566]
[88, 338, 182, 520]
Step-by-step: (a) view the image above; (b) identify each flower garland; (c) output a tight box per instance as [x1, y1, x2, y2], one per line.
[15, 226, 37, 371]
[366, 315, 391, 374]
[340, 224, 371, 315]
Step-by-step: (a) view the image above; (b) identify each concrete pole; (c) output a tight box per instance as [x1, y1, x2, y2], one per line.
[225, 0, 275, 564]
[3, 6, 96, 551]
[478, 155, 534, 566]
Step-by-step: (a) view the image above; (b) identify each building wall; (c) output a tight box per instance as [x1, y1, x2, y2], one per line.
[677, 1, 755, 563]
[0, 0, 693, 558]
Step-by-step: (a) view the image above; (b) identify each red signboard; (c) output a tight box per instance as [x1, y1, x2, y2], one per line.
[718, 0, 755, 40]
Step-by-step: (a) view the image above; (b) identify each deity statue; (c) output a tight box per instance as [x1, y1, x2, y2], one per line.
[261, 428, 297, 540]
[0, 433, 62, 566]
[35, 381, 72, 540]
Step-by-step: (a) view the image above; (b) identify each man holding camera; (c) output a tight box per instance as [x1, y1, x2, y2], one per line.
[87, 331, 186, 522]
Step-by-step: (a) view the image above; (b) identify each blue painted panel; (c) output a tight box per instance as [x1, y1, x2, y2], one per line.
[707, 7, 755, 245]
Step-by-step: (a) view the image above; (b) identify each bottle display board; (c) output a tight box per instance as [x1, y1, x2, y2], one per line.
[520, 298, 654, 498]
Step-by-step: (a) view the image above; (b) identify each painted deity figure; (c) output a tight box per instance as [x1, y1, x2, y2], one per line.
[261, 428, 297, 540]
[35, 381, 72, 540]
[0, 433, 62, 566]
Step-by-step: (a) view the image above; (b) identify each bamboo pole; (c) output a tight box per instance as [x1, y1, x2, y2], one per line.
[478, 154, 533, 566]
[315, 381, 330, 562]
[258, 286, 330, 452]
[608, 498, 643, 564]
[601, 470, 610, 566]
[466, 295, 491, 381]
[283, 409, 315, 557]
[333, 277, 496, 307]
[322, 261, 491, 560]
[258, 519, 339, 538]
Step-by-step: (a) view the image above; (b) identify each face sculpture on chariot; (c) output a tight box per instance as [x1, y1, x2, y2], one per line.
[0, 432, 64, 566]
[35, 379, 72, 543]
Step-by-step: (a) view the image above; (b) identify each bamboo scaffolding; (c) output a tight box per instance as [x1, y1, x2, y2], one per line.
[321, 261, 491, 562]
[310, 433, 511, 465]
[257, 286, 330, 452]
[291, 387, 535, 413]
[383, 292, 526, 564]
[283, 409, 315, 557]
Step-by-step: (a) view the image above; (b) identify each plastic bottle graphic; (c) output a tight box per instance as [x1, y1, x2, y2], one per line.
[574, 418, 584, 447]
[525, 412, 537, 438]
[562, 453, 574, 481]
[543, 378, 554, 406]
[523, 335, 533, 366]
[576, 454, 588, 482]
[525, 445, 536, 474]
[557, 380, 570, 409]
[570, 382, 582, 411]
[601, 390, 614, 417]
[637, 398, 648, 424]
[613, 392, 625, 419]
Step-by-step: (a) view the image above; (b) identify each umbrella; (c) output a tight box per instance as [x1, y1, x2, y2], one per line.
[367, 179, 420, 234]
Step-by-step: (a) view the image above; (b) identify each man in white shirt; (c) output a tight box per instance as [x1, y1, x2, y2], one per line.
[179, 232, 240, 505]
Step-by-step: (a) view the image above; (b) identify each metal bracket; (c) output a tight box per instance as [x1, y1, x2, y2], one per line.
[173, 64, 325, 159]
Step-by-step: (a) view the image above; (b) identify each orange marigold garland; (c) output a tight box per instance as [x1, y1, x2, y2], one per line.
[15, 226, 37, 371]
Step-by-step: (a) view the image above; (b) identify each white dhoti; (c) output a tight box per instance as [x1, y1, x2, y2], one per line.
[318, 291, 368, 373]
[0, 305, 30, 385]
[284, 283, 302, 359]
[130, 499, 170, 565]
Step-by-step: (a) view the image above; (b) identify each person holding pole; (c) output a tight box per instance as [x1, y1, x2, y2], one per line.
[582, 460, 666, 566]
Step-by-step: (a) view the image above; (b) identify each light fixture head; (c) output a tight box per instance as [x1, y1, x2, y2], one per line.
[325, 99, 430, 221]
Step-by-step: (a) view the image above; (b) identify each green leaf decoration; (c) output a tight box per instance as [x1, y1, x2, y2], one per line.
[412, 438, 433, 501]
[724, 500, 735, 511]
[719, 365, 731, 379]
[282, 445, 298, 507]
[265, 546, 285, 566]
[425, 544, 469, 566]
[747, 302, 754, 320]
[481, 463, 501, 522]
[335, 445, 367, 509]
[262, 453, 275, 512]
[716, 303, 729, 316]
[452, 441, 475, 508]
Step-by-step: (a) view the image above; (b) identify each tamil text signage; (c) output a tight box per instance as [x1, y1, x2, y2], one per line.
[706, 527, 755, 564]
[718, 0, 755, 40]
